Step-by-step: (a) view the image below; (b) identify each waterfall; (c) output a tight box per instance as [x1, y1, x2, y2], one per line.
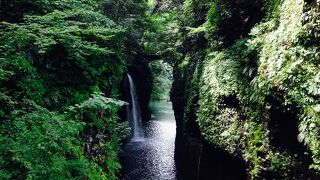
[127, 74, 144, 142]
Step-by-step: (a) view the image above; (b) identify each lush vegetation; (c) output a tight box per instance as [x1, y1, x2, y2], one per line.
[165, 0, 320, 179]
[1, 0, 319, 179]
[0, 0, 147, 179]
[149, 60, 173, 101]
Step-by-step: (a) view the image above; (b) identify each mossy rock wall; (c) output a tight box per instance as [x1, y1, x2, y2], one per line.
[172, 0, 320, 179]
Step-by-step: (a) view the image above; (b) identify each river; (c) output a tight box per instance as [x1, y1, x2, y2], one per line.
[120, 101, 177, 180]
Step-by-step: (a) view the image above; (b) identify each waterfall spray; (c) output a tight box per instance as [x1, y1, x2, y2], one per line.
[127, 74, 144, 142]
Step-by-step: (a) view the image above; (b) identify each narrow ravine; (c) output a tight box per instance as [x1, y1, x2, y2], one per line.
[120, 101, 177, 180]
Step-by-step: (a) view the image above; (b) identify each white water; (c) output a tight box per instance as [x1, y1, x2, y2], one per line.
[127, 74, 144, 142]
[120, 101, 177, 180]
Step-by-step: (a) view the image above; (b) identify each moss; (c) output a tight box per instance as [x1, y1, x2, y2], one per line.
[174, 0, 320, 178]
[252, 0, 320, 172]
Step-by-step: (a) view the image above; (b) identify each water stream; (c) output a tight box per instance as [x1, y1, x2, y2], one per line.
[120, 101, 177, 180]
[121, 75, 245, 179]
[126, 74, 144, 142]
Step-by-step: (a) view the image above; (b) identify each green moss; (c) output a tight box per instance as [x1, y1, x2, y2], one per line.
[179, 0, 320, 178]
[252, 0, 320, 171]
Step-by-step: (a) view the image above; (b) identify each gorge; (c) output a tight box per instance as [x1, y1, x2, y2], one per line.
[0, 0, 319, 179]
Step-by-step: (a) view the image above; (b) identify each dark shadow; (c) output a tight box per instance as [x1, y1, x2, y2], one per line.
[175, 135, 247, 180]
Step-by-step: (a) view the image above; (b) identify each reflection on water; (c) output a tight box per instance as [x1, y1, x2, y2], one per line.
[120, 102, 177, 180]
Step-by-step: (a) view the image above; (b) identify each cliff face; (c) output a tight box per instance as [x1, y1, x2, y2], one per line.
[129, 57, 153, 122]
[171, 0, 320, 179]
[119, 56, 153, 123]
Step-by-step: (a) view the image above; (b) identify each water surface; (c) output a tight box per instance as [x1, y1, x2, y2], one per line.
[120, 101, 177, 180]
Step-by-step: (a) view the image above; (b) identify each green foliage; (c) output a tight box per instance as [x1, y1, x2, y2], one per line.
[198, 40, 292, 178]
[250, 0, 320, 171]
[0, 0, 143, 179]
[0, 0, 102, 22]
[0, 6, 127, 109]
[0, 108, 89, 179]
[143, 11, 182, 65]
[198, 0, 320, 177]
[69, 93, 129, 179]
[149, 61, 173, 101]
[143, 2, 182, 102]
[104, 0, 147, 22]
[172, 0, 320, 178]
[0, 93, 127, 179]
[1, 109, 73, 178]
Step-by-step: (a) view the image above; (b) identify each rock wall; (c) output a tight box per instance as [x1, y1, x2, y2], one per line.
[171, 0, 320, 179]
[119, 55, 153, 123]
